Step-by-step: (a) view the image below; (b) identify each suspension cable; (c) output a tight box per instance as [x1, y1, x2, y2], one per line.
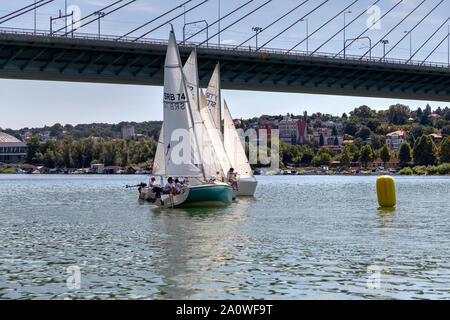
[256, 0, 329, 52]
[288, 0, 359, 53]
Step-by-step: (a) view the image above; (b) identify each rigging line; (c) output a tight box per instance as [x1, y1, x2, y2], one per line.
[234, 0, 309, 49]
[310, 0, 382, 55]
[406, 17, 450, 63]
[53, 0, 124, 34]
[360, 0, 427, 59]
[197, 0, 272, 47]
[256, 0, 328, 52]
[62, 0, 136, 36]
[184, 0, 255, 43]
[334, 0, 404, 58]
[0, 0, 46, 21]
[420, 33, 449, 65]
[117, 0, 193, 40]
[132, 0, 209, 42]
[0, 0, 54, 25]
[381, 0, 444, 60]
[288, 0, 359, 53]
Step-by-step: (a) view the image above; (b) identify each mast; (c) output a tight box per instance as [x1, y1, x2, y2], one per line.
[172, 29, 207, 181]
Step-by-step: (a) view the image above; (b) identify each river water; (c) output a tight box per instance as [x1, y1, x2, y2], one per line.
[0, 174, 449, 300]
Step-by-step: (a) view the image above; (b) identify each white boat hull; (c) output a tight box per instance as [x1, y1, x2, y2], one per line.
[237, 178, 258, 196]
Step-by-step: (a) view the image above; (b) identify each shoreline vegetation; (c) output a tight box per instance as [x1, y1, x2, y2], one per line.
[1, 103, 449, 175]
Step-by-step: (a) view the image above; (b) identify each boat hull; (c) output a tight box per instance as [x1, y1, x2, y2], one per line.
[142, 184, 233, 208]
[237, 178, 258, 196]
[181, 184, 233, 207]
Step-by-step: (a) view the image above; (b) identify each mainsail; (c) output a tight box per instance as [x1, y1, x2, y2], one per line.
[223, 100, 254, 178]
[162, 31, 203, 178]
[182, 50, 229, 179]
[205, 63, 221, 130]
[152, 124, 165, 175]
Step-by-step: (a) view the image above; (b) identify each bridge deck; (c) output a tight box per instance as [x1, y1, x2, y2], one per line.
[0, 31, 449, 102]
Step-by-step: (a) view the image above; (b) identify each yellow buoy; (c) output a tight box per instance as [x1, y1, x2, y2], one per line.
[376, 175, 396, 207]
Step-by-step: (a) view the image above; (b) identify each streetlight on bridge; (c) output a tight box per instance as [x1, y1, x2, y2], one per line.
[252, 26, 262, 50]
[300, 18, 309, 53]
[94, 11, 106, 39]
[380, 39, 389, 62]
[404, 30, 412, 59]
[343, 10, 352, 50]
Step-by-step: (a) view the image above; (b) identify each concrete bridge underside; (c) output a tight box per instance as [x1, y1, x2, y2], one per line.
[0, 33, 449, 102]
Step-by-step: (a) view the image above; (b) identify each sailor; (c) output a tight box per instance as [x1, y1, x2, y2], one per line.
[150, 177, 163, 198]
[174, 178, 182, 194]
[164, 177, 176, 195]
[209, 171, 220, 183]
[227, 168, 238, 190]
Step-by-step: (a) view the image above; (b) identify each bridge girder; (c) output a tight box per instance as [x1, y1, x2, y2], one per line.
[0, 33, 449, 102]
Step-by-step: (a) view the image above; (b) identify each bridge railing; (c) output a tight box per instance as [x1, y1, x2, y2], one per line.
[1, 26, 449, 70]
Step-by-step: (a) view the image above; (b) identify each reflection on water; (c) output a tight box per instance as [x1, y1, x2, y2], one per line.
[0, 175, 449, 299]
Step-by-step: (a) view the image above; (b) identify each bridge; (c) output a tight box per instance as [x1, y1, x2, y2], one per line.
[1, 0, 450, 102]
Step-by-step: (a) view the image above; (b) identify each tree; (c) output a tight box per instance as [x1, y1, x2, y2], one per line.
[334, 136, 339, 145]
[355, 126, 371, 140]
[319, 134, 324, 146]
[439, 137, 450, 163]
[399, 142, 412, 167]
[300, 152, 313, 165]
[26, 136, 41, 164]
[332, 126, 338, 136]
[413, 135, 438, 165]
[387, 104, 410, 125]
[380, 144, 391, 167]
[350, 105, 376, 119]
[359, 145, 373, 168]
[340, 149, 351, 168]
[343, 122, 358, 136]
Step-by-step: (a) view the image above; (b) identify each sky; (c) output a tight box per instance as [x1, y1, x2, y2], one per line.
[0, 0, 449, 129]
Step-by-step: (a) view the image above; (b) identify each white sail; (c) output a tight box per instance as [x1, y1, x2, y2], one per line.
[223, 100, 254, 178]
[152, 124, 165, 175]
[183, 50, 226, 180]
[206, 63, 221, 130]
[199, 89, 232, 179]
[163, 31, 203, 178]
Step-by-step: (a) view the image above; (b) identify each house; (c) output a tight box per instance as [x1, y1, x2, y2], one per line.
[278, 116, 307, 145]
[428, 133, 442, 141]
[104, 166, 122, 174]
[386, 130, 407, 152]
[121, 126, 136, 140]
[258, 124, 273, 139]
[21, 164, 37, 174]
[0, 132, 27, 163]
[372, 157, 400, 168]
[90, 163, 104, 174]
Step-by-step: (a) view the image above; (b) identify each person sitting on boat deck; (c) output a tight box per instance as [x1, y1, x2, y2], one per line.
[227, 168, 238, 190]
[174, 178, 183, 194]
[163, 177, 177, 195]
[150, 177, 163, 198]
[209, 171, 221, 183]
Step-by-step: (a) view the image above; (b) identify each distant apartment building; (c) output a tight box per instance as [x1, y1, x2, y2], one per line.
[258, 124, 273, 139]
[386, 130, 407, 152]
[278, 116, 307, 145]
[0, 132, 27, 163]
[121, 125, 136, 140]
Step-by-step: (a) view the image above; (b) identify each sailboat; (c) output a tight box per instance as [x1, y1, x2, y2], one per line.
[139, 30, 233, 208]
[205, 63, 258, 196]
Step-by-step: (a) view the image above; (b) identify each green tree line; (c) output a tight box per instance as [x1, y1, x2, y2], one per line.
[26, 136, 157, 168]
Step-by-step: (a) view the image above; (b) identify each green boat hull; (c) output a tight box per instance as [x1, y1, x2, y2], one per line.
[180, 184, 233, 208]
